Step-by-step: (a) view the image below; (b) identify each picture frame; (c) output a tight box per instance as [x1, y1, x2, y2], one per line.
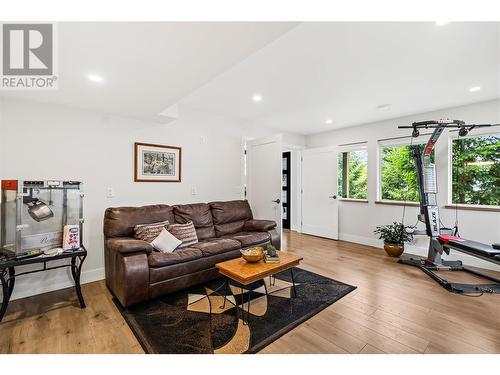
[134, 142, 182, 182]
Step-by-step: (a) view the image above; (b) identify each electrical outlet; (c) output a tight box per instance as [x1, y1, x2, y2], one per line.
[106, 187, 115, 198]
[191, 187, 197, 195]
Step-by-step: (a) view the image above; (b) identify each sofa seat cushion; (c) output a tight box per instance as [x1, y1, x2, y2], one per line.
[191, 238, 241, 257]
[149, 249, 241, 284]
[222, 232, 271, 247]
[148, 248, 202, 268]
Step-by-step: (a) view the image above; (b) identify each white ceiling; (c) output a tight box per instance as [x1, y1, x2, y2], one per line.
[2, 22, 499, 134]
[0, 22, 297, 121]
[182, 22, 500, 134]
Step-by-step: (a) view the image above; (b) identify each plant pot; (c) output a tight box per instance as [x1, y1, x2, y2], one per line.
[384, 242, 404, 257]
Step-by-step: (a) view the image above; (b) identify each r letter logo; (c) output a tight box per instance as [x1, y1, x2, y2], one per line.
[1, 23, 58, 89]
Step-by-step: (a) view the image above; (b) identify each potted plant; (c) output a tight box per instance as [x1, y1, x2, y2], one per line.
[374, 222, 414, 257]
[266, 244, 277, 257]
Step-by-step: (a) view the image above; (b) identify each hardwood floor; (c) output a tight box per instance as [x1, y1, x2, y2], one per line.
[1, 230, 499, 354]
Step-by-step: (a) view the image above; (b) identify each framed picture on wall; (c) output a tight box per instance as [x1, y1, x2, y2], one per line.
[134, 142, 182, 182]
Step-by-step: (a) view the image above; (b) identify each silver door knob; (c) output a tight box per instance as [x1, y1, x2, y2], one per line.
[329, 195, 337, 199]
[272, 199, 281, 204]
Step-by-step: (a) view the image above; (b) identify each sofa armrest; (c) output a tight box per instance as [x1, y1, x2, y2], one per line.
[105, 237, 153, 254]
[104, 248, 150, 306]
[244, 219, 277, 232]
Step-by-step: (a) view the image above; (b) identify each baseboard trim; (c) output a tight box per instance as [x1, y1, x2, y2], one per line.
[339, 232, 499, 272]
[9, 267, 105, 301]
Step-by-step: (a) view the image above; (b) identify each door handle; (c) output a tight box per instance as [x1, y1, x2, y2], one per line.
[272, 199, 281, 204]
[329, 195, 337, 199]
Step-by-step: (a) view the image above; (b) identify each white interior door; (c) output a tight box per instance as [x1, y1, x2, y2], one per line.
[246, 135, 282, 237]
[301, 148, 339, 239]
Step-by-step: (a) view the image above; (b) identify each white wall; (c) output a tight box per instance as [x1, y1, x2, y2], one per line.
[305, 99, 500, 270]
[0, 98, 246, 300]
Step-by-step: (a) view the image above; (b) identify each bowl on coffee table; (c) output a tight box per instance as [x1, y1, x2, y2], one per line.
[240, 247, 264, 263]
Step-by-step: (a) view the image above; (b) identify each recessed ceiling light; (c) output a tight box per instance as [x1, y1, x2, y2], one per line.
[325, 119, 333, 125]
[435, 21, 450, 26]
[469, 86, 481, 92]
[88, 74, 103, 83]
[377, 104, 391, 111]
[252, 94, 263, 102]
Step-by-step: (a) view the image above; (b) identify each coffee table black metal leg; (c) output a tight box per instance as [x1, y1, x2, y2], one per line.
[270, 275, 276, 286]
[291, 268, 297, 297]
[71, 255, 86, 308]
[239, 287, 252, 326]
[220, 278, 229, 309]
[247, 288, 251, 325]
[0, 269, 12, 323]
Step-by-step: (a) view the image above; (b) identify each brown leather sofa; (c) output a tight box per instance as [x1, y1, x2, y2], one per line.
[104, 200, 280, 306]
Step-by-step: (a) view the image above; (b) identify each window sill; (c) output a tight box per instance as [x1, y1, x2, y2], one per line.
[339, 198, 369, 203]
[444, 204, 500, 213]
[375, 200, 419, 207]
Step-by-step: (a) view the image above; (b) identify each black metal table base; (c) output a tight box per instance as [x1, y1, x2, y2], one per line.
[0, 249, 87, 322]
[217, 267, 297, 326]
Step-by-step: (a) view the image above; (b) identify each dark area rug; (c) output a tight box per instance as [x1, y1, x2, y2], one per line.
[114, 267, 356, 354]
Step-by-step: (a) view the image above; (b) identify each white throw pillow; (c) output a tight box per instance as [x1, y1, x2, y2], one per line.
[151, 228, 182, 253]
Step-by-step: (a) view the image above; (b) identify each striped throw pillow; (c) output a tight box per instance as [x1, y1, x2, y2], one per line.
[134, 220, 170, 243]
[167, 221, 198, 248]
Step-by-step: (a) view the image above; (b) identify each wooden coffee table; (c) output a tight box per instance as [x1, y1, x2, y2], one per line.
[215, 251, 303, 324]
[216, 250, 302, 285]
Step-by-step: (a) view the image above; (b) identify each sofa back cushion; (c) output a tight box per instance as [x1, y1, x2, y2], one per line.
[104, 205, 174, 238]
[209, 200, 253, 237]
[173, 203, 216, 240]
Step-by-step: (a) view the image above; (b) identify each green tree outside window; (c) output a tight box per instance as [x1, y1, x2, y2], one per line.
[452, 134, 500, 205]
[380, 144, 433, 202]
[338, 150, 368, 199]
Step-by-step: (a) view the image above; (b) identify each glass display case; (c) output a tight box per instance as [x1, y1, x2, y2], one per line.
[0, 180, 84, 257]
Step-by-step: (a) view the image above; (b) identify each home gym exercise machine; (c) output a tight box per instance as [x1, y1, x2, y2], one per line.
[397, 119, 500, 294]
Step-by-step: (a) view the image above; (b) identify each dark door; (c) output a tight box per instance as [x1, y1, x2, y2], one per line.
[282, 152, 291, 229]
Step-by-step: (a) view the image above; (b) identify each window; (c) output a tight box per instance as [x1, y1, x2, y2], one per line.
[379, 142, 433, 202]
[338, 148, 368, 199]
[451, 134, 500, 206]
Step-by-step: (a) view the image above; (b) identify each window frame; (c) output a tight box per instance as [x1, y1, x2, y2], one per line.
[337, 143, 368, 201]
[377, 137, 428, 203]
[447, 128, 500, 208]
